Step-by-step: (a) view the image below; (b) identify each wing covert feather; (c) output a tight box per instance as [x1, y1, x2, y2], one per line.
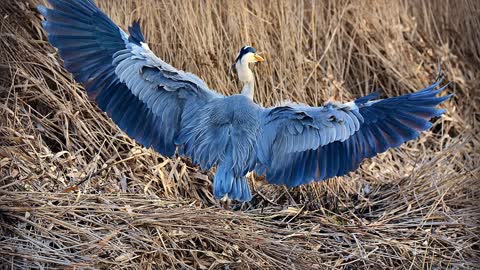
[257, 80, 451, 187]
[39, 0, 223, 160]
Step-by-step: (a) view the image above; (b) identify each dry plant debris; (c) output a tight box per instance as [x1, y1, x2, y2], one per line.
[0, 0, 479, 269]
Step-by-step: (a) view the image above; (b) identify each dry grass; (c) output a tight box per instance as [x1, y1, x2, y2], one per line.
[1, 0, 479, 269]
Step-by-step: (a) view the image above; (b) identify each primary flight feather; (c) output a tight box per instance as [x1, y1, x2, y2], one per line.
[38, 0, 451, 202]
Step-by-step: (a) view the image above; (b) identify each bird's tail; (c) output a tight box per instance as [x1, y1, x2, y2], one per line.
[213, 155, 252, 202]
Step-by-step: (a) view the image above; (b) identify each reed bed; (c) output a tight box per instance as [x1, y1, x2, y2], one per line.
[0, 0, 479, 269]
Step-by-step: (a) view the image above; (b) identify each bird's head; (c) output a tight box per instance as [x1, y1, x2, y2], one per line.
[232, 46, 264, 84]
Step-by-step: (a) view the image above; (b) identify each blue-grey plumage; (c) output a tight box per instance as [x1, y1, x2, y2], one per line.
[38, 0, 452, 202]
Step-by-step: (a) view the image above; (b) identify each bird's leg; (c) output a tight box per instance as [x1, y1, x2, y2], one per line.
[218, 196, 231, 209]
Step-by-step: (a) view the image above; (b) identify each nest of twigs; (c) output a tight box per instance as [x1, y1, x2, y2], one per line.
[0, 0, 479, 269]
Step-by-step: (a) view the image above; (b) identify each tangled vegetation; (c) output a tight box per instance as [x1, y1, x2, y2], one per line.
[0, 0, 479, 268]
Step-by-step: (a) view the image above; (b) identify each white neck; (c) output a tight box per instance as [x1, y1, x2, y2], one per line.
[235, 60, 255, 100]
[241, 81, 254, 100]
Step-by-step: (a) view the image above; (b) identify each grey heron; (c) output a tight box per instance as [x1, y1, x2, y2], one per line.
[38, 0, 451, 202]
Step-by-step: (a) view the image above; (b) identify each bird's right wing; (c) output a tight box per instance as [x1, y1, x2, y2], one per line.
[38, 0, 222, 157]
[256, 79, 451, 187]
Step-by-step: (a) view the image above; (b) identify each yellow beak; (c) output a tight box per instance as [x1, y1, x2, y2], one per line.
[253, 53, 265, 62]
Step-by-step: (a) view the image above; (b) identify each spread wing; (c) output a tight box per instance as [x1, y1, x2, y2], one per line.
[256, 80, 451, 187]
[38, 0, 222, 158]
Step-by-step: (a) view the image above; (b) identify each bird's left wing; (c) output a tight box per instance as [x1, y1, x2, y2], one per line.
[38, 0, 222, 157]
[256, 80, 451, 187]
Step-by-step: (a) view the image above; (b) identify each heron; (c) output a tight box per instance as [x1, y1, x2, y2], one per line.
[38, 0, 451, 202]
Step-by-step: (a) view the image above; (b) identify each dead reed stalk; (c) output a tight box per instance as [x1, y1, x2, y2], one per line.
[0, 0, 479, 269]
